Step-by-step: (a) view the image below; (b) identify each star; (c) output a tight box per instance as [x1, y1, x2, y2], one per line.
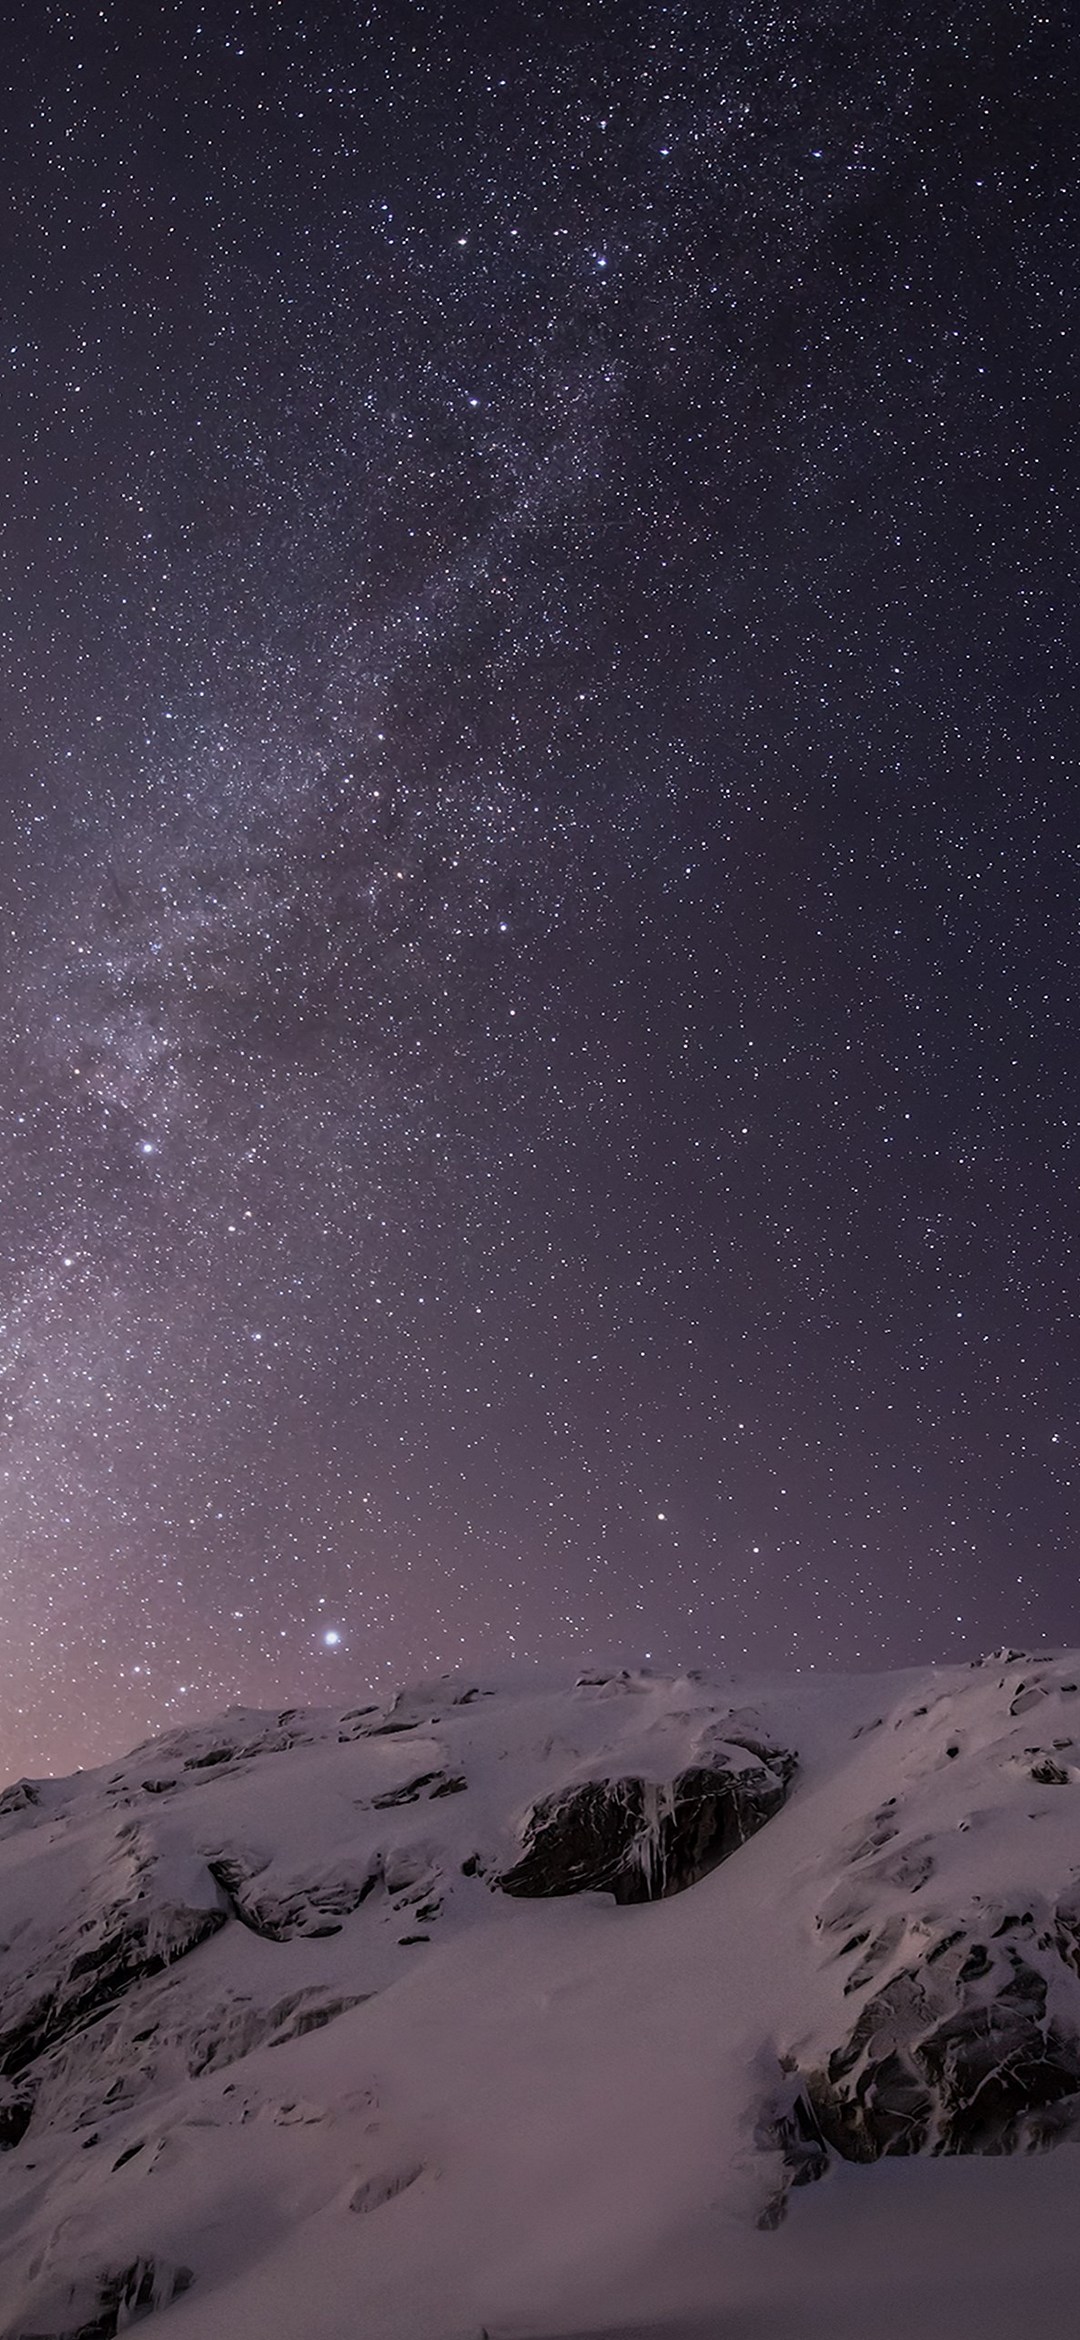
[0, 0, 1073, 1783]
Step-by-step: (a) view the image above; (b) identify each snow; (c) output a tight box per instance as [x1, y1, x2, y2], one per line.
[3, 1657, 1080, 2337]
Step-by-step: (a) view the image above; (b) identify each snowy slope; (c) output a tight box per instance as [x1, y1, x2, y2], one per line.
[3, 1656, 1080, 2338]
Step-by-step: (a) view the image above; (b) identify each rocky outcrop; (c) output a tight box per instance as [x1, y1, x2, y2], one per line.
[1, 2255, 192, 2339]
[498, 1742, 796, 1904]
[0, 1782, 40, 1820]
[0, 2084, 34, 2149]
[204, 1849, 380, 1940]
[0, 1899, 226, 2092]
[807, 1945, 1080, 2160]
[0, 1819, 231, 2153]
[765, 1912, 1080, 2220]
[185, 1983, 371, 2076]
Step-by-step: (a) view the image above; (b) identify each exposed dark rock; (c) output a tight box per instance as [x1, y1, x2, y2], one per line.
[804, 1971, 936, 2161]
[349, 2162, 424, 2213]
[0, 1996, 59, 2087]
[926, 1927, 967, 1963]
[2, 2255, 192, 2339]
[0, 2084, 35, 2149]
[383, 1847, 439, 1897]
[185, 1984, 369, 2075]
[919, 1970, 1080, 2151]
[201, 1849, 266, 1898]
[1055, 1901, 1080, 1976]
[0, 1898, 226, 2082]
[0, 1782, 40, 1818]
[1010, 1682, 1048, 1717]
[786, 1925, 1080, 2196]
[869, 1840, 934, 1894]
[1031, 1758, 1070, 1785]
[428, 1774, 467, 1797]
[205, 1853, 379, 1940]
[757, 2089, 831, 2224]
[498, 1746, 796, 1904]
[277, 1993, 369, 2041]
[338, 1705, 380, 1739]
[371, 1771, 446, 1808]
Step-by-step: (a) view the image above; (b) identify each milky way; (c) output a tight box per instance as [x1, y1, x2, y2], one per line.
[1, 1, 1078, 1777]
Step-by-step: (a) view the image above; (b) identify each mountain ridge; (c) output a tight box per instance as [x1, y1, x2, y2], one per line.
[3, 1654, 1080, 2338]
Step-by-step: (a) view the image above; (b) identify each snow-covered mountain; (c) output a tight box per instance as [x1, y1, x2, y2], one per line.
[4, 1654, 1080, 2339]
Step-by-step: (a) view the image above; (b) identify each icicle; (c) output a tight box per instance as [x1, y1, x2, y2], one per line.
[634, 1778, 675, 1898]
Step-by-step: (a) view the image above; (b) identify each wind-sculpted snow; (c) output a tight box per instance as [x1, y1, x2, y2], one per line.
[5, 1658, 1080, 2338]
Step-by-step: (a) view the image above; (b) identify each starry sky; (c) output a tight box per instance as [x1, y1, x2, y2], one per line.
[1, 0, 1078, 1781]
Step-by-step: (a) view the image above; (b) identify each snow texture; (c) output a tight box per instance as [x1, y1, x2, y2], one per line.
[4, 1657, 1080, 2336]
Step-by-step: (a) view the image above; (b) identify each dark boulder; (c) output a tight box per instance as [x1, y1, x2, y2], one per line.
[498, 1745, 796, 1904]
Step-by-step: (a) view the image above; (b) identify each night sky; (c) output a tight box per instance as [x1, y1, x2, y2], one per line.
[1, 1, 1078, 1782]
